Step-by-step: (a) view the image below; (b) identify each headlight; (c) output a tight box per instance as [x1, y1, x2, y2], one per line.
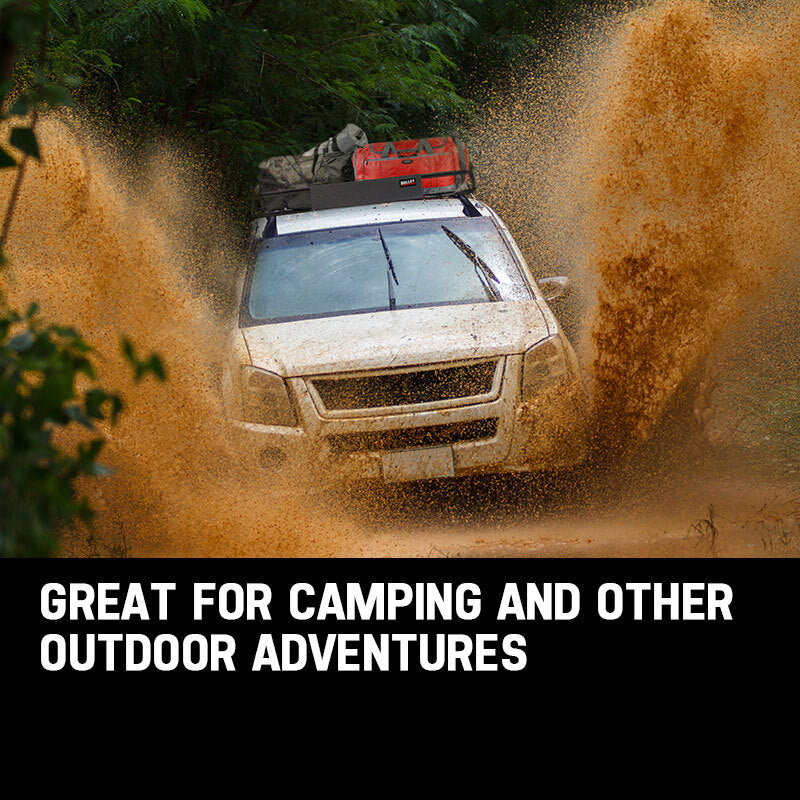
[240, 366, 297, 427]
[521, 335, 568, 399]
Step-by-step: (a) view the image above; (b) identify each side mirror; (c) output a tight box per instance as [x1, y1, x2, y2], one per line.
[537, 276, 571, 302]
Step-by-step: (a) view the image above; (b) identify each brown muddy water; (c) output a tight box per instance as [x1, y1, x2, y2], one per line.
[2, 0, 799, 557]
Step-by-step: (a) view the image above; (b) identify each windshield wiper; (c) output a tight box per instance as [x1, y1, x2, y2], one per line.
[378, 228, 399, 310]
[441, 225, 501, 301]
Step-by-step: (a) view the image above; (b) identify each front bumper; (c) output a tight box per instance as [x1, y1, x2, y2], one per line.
[231, 354, 588, 482]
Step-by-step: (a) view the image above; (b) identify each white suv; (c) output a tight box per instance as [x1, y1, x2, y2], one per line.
[224, 181, 587, 483]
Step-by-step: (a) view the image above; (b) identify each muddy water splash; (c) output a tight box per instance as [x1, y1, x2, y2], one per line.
[582, 0, 800, 451]
[1, 118, 351, 556]
[475, 0, 800, 456]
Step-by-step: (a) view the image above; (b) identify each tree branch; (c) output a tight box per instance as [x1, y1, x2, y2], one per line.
[1, 1, 43, 256]
[180, 73, 210, 124]
[240, 0, 262, 20]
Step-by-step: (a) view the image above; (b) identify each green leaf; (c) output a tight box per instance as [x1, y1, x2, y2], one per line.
[121, 336, 134, 361]
[42, 84, 73, 108]
[110, 396, 124, 422]
[79, 439, 105, 462]
[0, 147, 16, 169]
[9, 127, 40, 160]
[84, 388, 109, 419]
[147, 354, 166, 382]
[64, 404, 96, 430]
[6, 330, 34, 351]
[120, 335, 167, 383]
[8, 99, 27, 116]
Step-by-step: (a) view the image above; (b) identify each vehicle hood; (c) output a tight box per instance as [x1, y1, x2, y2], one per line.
[241, 300, 550, 377]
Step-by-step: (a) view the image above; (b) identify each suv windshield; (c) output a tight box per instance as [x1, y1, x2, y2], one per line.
[242, 216, 531, 325]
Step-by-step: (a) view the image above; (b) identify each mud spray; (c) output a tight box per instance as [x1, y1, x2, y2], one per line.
[2, 0, 800, 556]
[474, 0, 800, 455]
[0, 119, 354, 556]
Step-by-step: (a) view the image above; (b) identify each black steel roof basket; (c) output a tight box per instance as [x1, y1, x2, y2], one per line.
[251, 167, 476, 218]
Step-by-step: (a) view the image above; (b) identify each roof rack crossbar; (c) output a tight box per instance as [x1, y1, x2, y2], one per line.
[252, 167, 476, 217]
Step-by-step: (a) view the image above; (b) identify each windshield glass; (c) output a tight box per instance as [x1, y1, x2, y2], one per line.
[243, 216, 531, 324]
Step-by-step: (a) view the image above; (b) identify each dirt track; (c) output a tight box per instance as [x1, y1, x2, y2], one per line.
[329, 469, 800, 558]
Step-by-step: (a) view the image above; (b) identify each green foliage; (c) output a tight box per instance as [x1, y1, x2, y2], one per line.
[0, 3, 168, 557]
[454, 0, 590, 84]
[0, 306, 168, 556]
[6, 1, 592, 209]
[121, 335, 166, 383]
[8, 124, 38, 158]
[0, 304, 123, 556]
[31, 1, 481, 198]
[0, 2, 81, 173]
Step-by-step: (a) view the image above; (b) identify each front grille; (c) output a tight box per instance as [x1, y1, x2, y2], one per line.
[327, 418, 498, 454]
[311, 360, 498, 411]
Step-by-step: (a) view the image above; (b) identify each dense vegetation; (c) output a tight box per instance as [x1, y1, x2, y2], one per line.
[0, 0, 583, 556]
[17, 1, 584, 197]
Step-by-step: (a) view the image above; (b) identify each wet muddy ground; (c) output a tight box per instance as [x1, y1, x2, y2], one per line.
[336, 474, 799, 558]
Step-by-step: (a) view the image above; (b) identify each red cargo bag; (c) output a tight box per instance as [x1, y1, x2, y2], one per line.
[352, 136, 472, 195]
